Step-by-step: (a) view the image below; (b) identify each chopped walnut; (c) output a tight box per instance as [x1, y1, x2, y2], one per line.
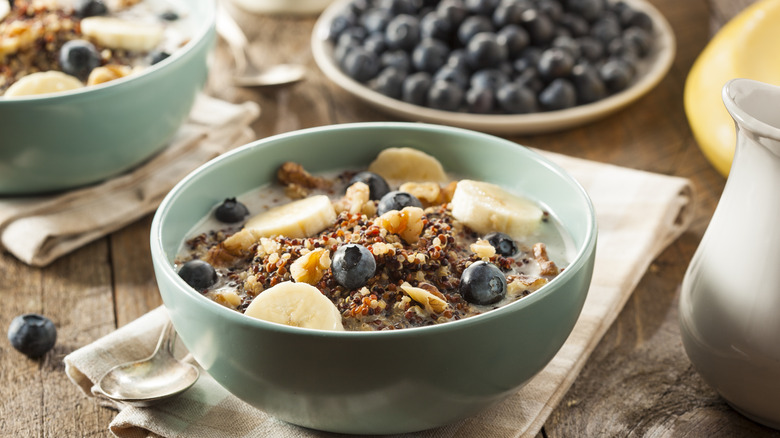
[376, 206, 425, 244]
[87, 64, 135, 86]
[507, 275, 548, 296]
[400, 282, 448, 314]
[533, 243, 560, 276]
[470, 239, 496, 259]
[290, 248, 331, 285]
[277, 162, 332, 190]
[214, 290, 242, 309]
[438, 181, 458, 204]
[333, 181, 374, 216]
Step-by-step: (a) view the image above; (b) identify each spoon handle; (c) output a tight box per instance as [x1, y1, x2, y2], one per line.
[215, 1, 249, 75]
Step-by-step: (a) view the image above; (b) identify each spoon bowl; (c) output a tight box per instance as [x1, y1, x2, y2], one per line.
[216, 1, 306, 87]
[94, 321, 199, 407]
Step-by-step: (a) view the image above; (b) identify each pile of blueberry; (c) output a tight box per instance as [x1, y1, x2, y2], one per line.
[325, 0, 655, 114]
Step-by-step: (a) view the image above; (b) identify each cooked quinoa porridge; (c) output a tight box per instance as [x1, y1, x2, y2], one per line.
[175, 148, 575, 331]
[0, 0, 196, 97]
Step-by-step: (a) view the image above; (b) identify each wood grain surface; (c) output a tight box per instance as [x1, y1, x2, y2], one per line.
[3, 0, 778, 436]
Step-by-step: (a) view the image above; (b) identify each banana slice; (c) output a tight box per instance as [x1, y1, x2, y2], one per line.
[245, 281, 345, 331]
[244, 195, 336, 239]
[0, 1, 9, 22]
[367, 147, 448, 183]
[80, 17, 164, 52]
[450, 180, 543, 238]
[4, 71, 84, 97]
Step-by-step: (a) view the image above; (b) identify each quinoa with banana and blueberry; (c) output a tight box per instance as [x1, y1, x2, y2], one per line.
[0, 0, 191, 97]
[175, 148, 571, 331]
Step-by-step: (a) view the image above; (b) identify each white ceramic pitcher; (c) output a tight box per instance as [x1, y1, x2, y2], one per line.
[680, 78, 780, 429]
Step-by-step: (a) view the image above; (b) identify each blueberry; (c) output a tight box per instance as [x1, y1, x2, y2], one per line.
[537, 0, 563, 21]
[514, 68, 544, 93]
[496, 24, 529, 59]
[326, 11, 357, 42]
[385, 14, 421, 51]
[558, 12, 589, 37]
[520, 9, 555, 45]
[496, 82, 537, 113]
[464, 32, 507, 70]
[539, 78, 577, 111]
[433, 64, 469, 89]
[537, 47, 575, 81]
[470, 68, 508, 91]
[599, 58, 633, 92]
[491, 1, 530, 28]
[402, 71, 433, 105]
[178, 259, 218, 292]
[565, 0, 605, 22]
[8, 314, 57, 358]
[348, 171, 391, 200]
[377, 191, 423, 215]
[363, 32, 388, 56]
[576, 36, 604, 62]
[420, 11, 453, 41]
[332, 244, 376, 290]
[466, 86, 495, 113]
[59, 40, 101, 81]
[465, 0, 499, 15]
[380, 49, 412, 72]
[484, 232, 518, 256]
[571, 63, 606, 104]
[457, 15, 493, 45]
[427, 79, 464, 111]
[622, 26, 652, 57]
[160, 10, 179, 21]
[412, 38, 450, 73]
[458, 261, 506, 305]
[372, 66, 406, 98]
[215, 197, 249, 223]
[150, 51, 171, 65]
[552, 35, 581, 59]
[590, 16, 621, 45]
[74, 0, 107, 17]
[437, 0, 468, 28]
[343, 47, 380, 82]
[361, 8, 392, 34]
[446, 49, 469, 71]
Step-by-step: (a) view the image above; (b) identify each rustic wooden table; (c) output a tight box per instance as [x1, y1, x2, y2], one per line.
[4, 0, 779, 436]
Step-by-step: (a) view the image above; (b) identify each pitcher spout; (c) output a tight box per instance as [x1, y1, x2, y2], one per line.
[723, 78, 780, 154]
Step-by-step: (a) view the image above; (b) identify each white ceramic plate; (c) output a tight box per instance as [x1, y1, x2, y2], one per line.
[311, 0, 676, 135]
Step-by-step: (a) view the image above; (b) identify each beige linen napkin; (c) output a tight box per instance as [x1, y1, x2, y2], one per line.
[0, 94, 260, 267]
[64, 151, 694, 438]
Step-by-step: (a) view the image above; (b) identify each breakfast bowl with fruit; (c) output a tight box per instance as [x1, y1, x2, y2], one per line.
[0, 0, 215, 195]
[150, 122, 597, 434]
[312, 0, 675, 134]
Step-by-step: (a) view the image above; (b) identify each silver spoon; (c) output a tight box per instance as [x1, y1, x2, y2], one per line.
[216, 1, 306, 87]
[94, 321, 200, 407]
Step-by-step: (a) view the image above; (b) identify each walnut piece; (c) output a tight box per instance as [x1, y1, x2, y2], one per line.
[470, 239, 496, 259]
[277, 162, 332, 190]
[376, 206, 425, 244]
[400, 282, 448, 314]
[533, 243, 560, 276]
[290, 248, 331, 285]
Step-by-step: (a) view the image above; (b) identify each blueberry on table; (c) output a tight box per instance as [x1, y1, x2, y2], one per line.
[332, 244, 377, 290]
[348, 171, 391, 200]
[485, 232, 518, 257]
[377, 191, 423, 215]
[8, 314, 57, 358]
[74, 0, 107, 17]
[459, 261, 507, 305]
[59, 40, 101, 81]
[215, 197, 249, 223]
[178, 259, 218, 292]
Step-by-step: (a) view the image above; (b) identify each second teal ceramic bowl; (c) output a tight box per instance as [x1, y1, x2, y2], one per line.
[0, 0, 215, 195]
[151, 122, 597, 434]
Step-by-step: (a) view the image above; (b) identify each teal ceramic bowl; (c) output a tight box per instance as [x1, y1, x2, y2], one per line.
[0, 0, 216, 195]
[151, 122, 597, 434]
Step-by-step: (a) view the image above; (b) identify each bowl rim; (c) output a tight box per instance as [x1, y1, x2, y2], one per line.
[0, 0, 216, 103]
[151, 122, 597, 338]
